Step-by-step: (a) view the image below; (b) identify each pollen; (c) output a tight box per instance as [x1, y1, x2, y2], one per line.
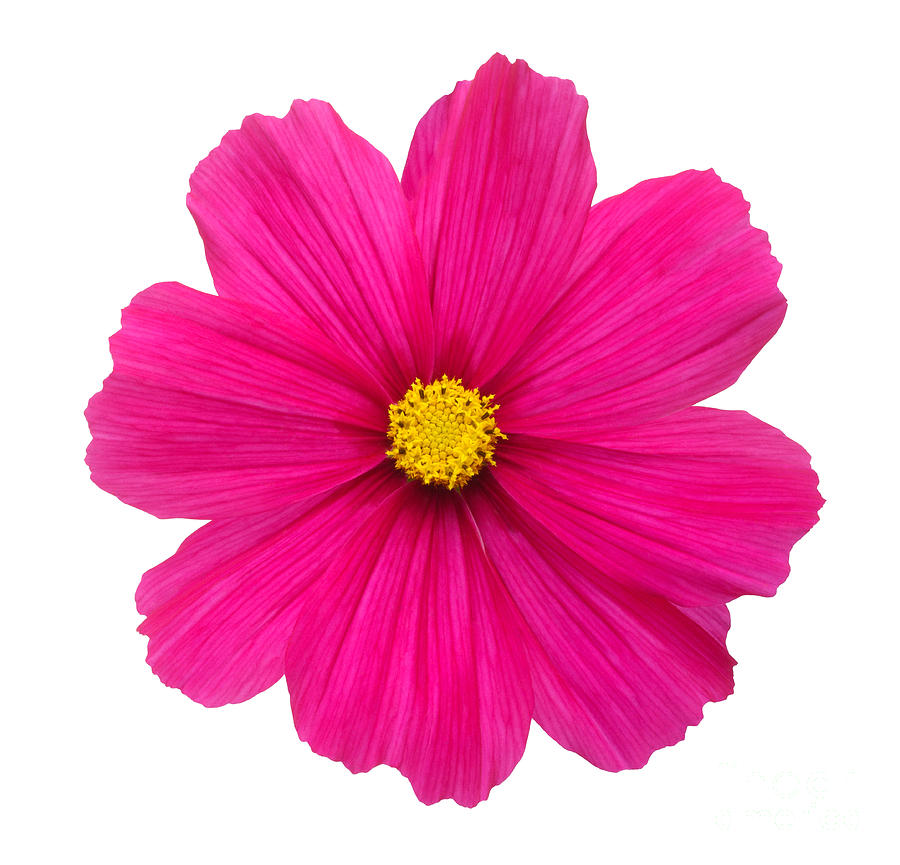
[386, 375, 506, 490]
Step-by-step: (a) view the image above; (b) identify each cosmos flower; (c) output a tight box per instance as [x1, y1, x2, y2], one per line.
[85, 54, 822, 806]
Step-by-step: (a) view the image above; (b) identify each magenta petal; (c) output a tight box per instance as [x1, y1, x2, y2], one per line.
[401, 80, 470, 202]
[492, 408, 823, 606]
[405, 54, 596, 384]
[137, 467, 400, 707]
[466, 479, 735, 771]
[85, 283, 386, 519]
[284, 484, 533, 806]
[188, 99, 433, 394]
[492, 170, 786, 439]
[676, 604, 732, 644]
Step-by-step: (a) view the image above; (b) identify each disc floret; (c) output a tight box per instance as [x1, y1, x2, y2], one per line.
[387, 375, 506, 490]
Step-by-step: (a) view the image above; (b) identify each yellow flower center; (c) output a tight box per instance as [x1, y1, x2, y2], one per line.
[386, 375, 506, 490]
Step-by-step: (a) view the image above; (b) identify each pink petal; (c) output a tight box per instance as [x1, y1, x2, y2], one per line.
[466, 479, 735, 770]
[285, 483, 532, 806]
[405, 54, 596, 385]
[491, 408, 823, 606]
[491, 170, 786, 439]
[85, 283, 387, 519]
[137, 466, 400, 707]
[400, 80, 470, 202]
[188, 99, 433, 395]
[676, 604, 732, 644]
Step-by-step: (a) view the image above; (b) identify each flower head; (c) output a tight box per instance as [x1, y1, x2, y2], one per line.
[85, 54, 822, 806]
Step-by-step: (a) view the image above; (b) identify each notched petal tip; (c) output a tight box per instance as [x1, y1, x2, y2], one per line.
[479, 52, 588, 102]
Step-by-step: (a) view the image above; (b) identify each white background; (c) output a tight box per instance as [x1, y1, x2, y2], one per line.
[3, 1, 896, 862]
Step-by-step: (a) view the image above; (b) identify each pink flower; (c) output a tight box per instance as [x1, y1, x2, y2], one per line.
[85, 54, 822, 806]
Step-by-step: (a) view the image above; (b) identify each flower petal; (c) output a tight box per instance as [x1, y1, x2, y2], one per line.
[676, 604, 732, 644]
[466, 479, 735, 770]
[137, 466, 399, 707]
[491, 170, 786, 439]
[400, 80, 470, 203]
[285, 483, 532, 806]
[406, 54, 596, 384]
[491, 408, 823, 605]
[188, 99, 433, 394]
[86, 283, 387, 519]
